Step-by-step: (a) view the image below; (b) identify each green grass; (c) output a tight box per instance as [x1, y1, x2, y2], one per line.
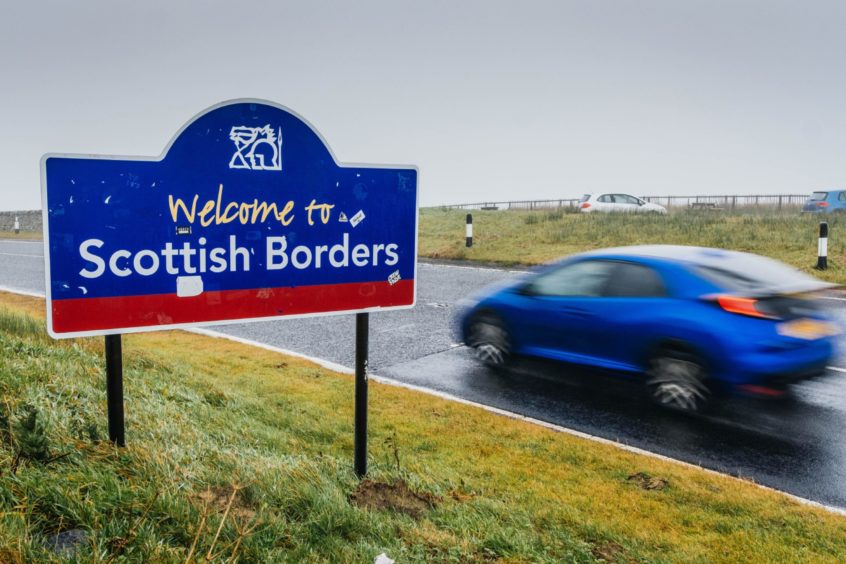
[0, 293, 845, 562]
[0, 231, 41, 240]
[420, 208, 846, 284]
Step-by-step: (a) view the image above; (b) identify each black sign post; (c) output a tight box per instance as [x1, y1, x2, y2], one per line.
[354, 312, 369, 477]
[105, 335, 125, 447]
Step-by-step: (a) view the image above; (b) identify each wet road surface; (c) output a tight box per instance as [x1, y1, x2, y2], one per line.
[3, 239, 846, 509]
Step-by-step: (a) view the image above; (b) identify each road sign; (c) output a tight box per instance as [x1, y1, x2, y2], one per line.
[41, 100, 418, 338]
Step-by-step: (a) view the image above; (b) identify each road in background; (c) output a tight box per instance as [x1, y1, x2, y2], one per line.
[3, 238, 846, 510]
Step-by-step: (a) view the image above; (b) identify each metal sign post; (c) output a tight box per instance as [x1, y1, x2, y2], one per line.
[41, 99, 418, 471]
[354, 312, 369, 477]
[104, 335, 125, 446]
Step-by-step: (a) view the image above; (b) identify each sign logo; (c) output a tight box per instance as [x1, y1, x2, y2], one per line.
[228, 125, 282, 171]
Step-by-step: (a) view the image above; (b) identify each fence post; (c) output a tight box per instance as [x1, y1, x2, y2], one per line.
[817, 222, 828, 270]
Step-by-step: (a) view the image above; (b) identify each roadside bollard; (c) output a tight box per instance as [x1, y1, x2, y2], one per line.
[13, 216, 19, 235]
[466, 213, 473, 247]
[817, 222, 828, 270]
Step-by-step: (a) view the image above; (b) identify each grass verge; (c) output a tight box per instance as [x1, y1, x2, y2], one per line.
[0, 292, 845, 561]
[420, 208, 846, 284]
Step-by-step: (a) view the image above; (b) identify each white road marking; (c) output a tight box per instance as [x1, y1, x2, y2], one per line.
[0, 286, 44, 298]
[0, 285, 844, 515]
[821, 296, 846, 302]
[0, 252, 42, 258]
[423, 261, 531, 274]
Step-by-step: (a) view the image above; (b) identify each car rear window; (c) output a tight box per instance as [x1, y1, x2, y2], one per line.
[692, 256, 821, 294]
[579, 194, 591, 203]
[810, 192, 828, 201]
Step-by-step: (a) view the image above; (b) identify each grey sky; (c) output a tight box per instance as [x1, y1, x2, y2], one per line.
[2, 0, 845, 211]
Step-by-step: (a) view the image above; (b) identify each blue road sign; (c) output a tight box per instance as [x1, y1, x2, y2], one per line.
[42, 100, 418, 338]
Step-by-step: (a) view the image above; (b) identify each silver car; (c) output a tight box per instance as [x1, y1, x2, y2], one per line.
[579, 193, 667, 214]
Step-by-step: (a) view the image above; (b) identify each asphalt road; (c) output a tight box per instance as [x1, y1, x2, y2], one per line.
[4, 238, 846, 510]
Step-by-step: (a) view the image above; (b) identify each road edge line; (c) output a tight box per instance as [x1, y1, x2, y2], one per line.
[0, 286, 45, 299]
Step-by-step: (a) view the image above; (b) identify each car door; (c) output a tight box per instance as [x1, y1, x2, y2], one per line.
[515, 259, 616, 364]
[595, 194, 619, 212]
[615, 194, 640, 213]
[569, 261, 673, 372]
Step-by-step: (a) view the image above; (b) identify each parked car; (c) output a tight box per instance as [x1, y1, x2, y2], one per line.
[579, 193, 667, 214]
[802, 190, 846, 213]
[459, 245, 839, 412]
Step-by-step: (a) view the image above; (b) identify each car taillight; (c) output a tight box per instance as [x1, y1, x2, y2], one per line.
[817, 202, 829, 207]
[581, 202, 591, 209]
[713, 295, 779, 319]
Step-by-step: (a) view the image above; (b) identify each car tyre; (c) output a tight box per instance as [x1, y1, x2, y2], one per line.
[646, 348, 710, 413]
[468, 312, 511, 369]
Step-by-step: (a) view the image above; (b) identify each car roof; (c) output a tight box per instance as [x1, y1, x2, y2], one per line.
[574, 245, 836, 295]
[580, 244, 745, 263]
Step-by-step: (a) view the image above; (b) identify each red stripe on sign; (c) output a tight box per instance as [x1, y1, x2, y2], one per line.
[51, 280, 414, 334]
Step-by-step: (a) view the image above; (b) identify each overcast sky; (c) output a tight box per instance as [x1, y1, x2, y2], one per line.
[2, 0, 845, 210]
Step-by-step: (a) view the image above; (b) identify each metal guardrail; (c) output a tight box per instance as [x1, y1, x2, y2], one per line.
[641, 194, 808, 209]
[431, 194, 809, 211]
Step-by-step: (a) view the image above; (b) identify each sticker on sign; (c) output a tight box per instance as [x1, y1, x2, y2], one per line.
[350, 210, 365, 228]
[41, 99, 419, 338]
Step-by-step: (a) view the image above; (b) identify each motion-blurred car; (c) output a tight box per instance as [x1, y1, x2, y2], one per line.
[579, 193, 667, 214]
[802, 190, 846, 213]
[459, 246, 839, 412]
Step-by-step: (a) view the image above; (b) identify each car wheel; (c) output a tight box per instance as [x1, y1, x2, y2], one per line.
[646, 349, 710, 413]
[467, 313, 511, 369]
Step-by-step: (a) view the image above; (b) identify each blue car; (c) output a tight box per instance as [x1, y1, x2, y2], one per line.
[459, 246, 839, 412]
[803, 190, 846, 213]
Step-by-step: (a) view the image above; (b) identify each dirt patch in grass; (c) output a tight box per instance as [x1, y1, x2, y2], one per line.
[349, 479, 439, 519]
[197, 485, 257, 521]
[591, 540, 630, 562]
[627, 472, 669, 491]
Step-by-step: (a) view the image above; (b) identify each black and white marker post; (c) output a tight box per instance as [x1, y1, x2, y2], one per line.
[817, 222, 829, 270]
[104, 335, 125, 447]
[466, 213, 473, 247]
[354, 312, 369, 477]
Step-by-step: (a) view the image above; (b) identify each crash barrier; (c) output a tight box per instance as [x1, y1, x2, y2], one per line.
[435, 194, 809, 211]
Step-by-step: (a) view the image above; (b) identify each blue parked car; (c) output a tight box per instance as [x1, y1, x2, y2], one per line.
[803, 190, 846, 213]
[459, 246, 839, 412]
